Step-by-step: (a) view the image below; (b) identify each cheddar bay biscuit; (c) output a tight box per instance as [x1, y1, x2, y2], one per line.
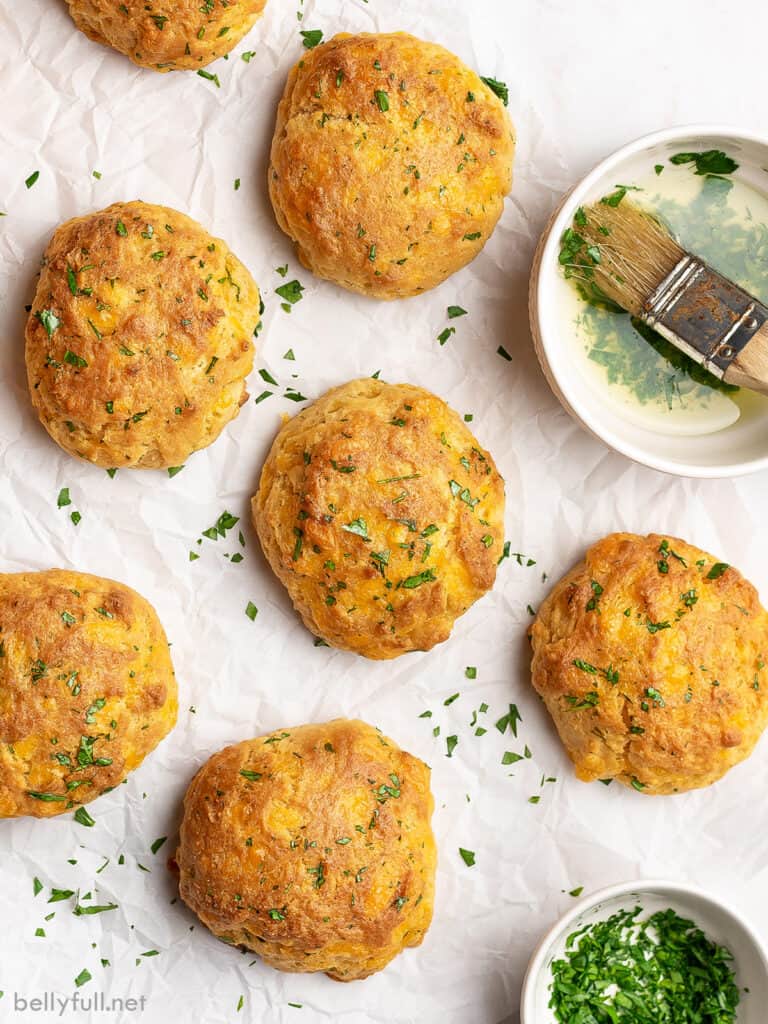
[25, 201, 260, 469]
[175, 719, 436, 980]
[269, 32, 515, 299]
[65, 0, 267, 72]
[0, 569, 177, 819]
[252, 378, 505, 658]
[530, 533, 768, 795]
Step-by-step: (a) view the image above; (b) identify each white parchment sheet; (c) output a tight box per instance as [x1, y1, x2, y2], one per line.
[2, 1, 768, 1022]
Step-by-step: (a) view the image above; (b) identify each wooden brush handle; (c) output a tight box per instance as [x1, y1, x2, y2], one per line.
[723, 322, 768, 396]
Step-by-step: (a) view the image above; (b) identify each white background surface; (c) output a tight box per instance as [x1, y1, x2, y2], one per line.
[1, 1, 768, 1022]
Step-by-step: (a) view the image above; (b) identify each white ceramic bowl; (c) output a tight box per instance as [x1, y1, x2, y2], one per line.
[530, 125, 768, 477]
[520, 879, 768, 1024]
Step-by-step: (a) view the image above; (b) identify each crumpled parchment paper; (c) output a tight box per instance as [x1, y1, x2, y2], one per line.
[2, 1, 768, 1022]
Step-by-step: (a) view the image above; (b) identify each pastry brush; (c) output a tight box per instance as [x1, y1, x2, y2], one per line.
[570, 199, 768, 395]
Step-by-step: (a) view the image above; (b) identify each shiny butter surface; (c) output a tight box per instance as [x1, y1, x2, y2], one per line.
[25, 200, 260, 469]
[66, 0, 267, 71]
[0, 569, 177, 818]
[253, 378, 506, 659]
[269, 32, 515, 299]
[530, 532, 768, 795]
[176, 719, 436, 981]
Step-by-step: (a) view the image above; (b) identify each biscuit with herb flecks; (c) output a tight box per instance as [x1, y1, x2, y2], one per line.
[530, 533, 768, 795]
[269, 32, 515, 299]
[252, 377, 505, 659]
[25, 201, 260, 469]
[174, 719, 436, 980]
[65, 0, 267, 72]
[0, 569, 177, 819]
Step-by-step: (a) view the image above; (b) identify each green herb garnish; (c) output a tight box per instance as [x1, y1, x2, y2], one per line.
[549, 905, 739, 1023]
[300, 29, 323, 49]
[480, 76, 508, 105]
[670, 149, 739, 176]
[275, 280, 304, 305]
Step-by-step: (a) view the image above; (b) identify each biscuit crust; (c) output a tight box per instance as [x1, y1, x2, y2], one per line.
[530, 533, 768, 795]
[252, 378, 505, 659]
[25, 201, 260, 469]
[269, 32, 515, 299]
[66, 0, 267, 72]
[0, 569, 178, 819]
[175, 719, 436, 981]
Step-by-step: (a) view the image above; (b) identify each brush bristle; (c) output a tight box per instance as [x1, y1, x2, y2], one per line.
[574, 200, 684, 316]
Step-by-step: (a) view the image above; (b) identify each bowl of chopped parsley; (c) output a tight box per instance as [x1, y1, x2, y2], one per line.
[520, 879, 768, 1023]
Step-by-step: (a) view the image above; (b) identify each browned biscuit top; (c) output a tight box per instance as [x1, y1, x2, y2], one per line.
[66, 0, 267, 71]
[252, 378, 505, 659]
[25, 201, 260, 469]
[530, 532, 768, 795]
[0, 569, 178, 819]
[175, 719, 436, 981]
[269, 32, 515, 299]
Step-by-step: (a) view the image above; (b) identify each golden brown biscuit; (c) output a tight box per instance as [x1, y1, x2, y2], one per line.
[175, 719, 436, 980]
[269, 32, 515, 299]
[530, 533, 768, 795]
[0, 569, 178, 819]
[66, 0, 267, 72]
[252, 378, 505, 658]
[25, 201, 260, 470]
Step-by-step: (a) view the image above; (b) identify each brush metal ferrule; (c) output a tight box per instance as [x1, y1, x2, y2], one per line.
[642, 255, 768, 379]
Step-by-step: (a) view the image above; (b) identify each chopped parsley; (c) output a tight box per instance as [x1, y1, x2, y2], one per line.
[73, 807, 95, 828]
[197, 69, 220, 88]
[585, 579, 603, 612]
[275, 280, 304, 305]
[480, 76, 509, 105]
[646, 619, 671, 634]
[400, 569, 437, 589]
[64, 350, 88, 369]
[565, 691, 599, 711]
[572, 659, 597, 674]
[300, 29, 323, 48]
[341, 517, 370, 541]
[670, 149, 739, 177]
[495, 704, 522, 737]
[36, 309, 61, 338]
[549, 906, 739, 1023]
[644, 687, 666, 708]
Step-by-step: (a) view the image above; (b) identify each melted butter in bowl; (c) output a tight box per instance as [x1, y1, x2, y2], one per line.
[531, 126, 768, 477]
[565, 166, 768, 437]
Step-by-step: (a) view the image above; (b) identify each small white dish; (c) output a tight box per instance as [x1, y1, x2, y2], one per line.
[520, 879, 768, 1024]
[529, 124, 768, 478]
